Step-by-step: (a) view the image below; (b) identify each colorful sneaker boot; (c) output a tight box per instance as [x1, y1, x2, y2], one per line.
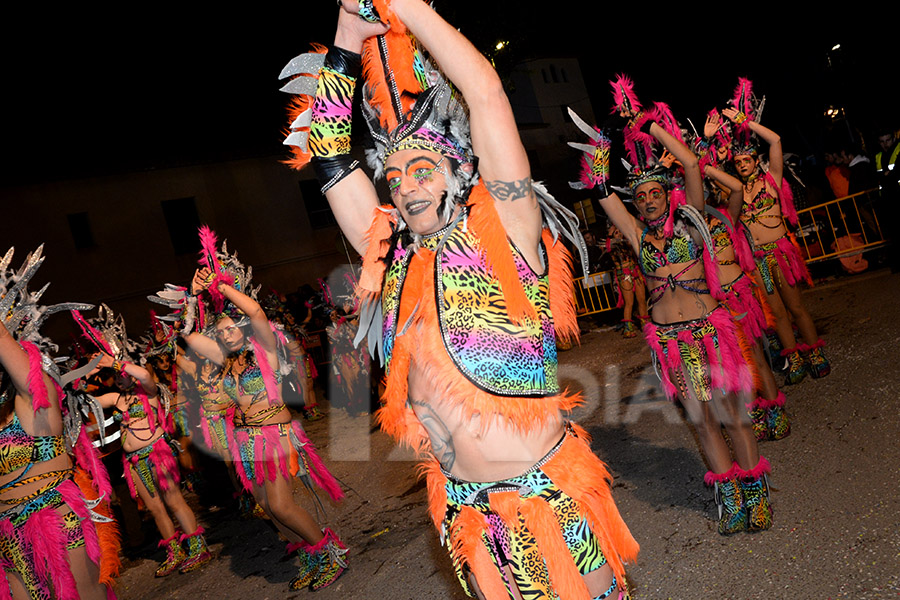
[303, 405, 324, 421]
[288, 540, 320, 590]
[179, 527, 213, 573]
[746, 398, 770, 441]
[237, 492, 264, 520]
[781, 347, 808, 385]
[765, 330, 784, 371]
[155, 533, 186, 577]
[622, 319, 639, 338]
[739, 458, 774, 532]
[765, 392, 791, 441]
[706, 466, 746, 535]
[805, 340, 831, 378]
[310, 528, 349, 591]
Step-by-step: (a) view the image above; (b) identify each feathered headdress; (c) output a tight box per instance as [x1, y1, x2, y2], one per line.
[0, 246, 92, 353]
[197, 226, 260, 318]
[728, 77, 766, 157]
[71, 304, 137, 362]
[608, 77, 688, 237]
[139, 311, 177, 363]
[359, 16, 474, 185]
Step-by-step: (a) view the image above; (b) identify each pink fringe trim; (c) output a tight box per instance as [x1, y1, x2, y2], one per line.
[21, 341, 51, 411]
[707, 308, 754, 396]
[704, 462, 740, 486]
[229, 421, 343, 502]
[291, 422, 344, 502]
[23, 508, 79, 600]
[766, 171, 798, 227]
[123, 436, 180, 500]
[736, 456, 771, 480]
[74, 428, 113, 499]
[798, 338, 826, 352]
[57, 480, 102, 567]
[748, 390, 786, 411]
[758, 235, 812, 288]
[644, 307, 753, 402]
[724, 274, 767, 343]
[71, 309, 114, 355]
[702, 240, 726, 302]
[662, 188, 686, 239]
[649, 102, 684, 143]
[179, 526, 205, 543]
[250, 336, 282, 406]
[207, 274, 233, 314]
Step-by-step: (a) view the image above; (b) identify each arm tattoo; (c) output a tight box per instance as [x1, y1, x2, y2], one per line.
[409, 397, 456, 472]
[485, 177, 533, 203]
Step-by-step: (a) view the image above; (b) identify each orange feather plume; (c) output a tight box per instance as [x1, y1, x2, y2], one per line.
[361, 22, 421, 134]
[283, 43, 328, 172]
[467, 183, 537, 323]
[357, 206, 397, 299]
[544, 230, 579, 347]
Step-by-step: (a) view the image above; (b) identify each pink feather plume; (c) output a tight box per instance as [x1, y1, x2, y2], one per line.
[70, 309, 113, 355]
[198, 225, 227, 312]
[610, 74, 642, 114]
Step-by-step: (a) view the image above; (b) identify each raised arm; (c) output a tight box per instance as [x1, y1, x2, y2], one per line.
[93, 352, 158, 399]
[192, 267, 276, 352]
[647, 122, 703, 210]
[182, 332, 225, 367]
[314, 8, 391, 256]
[722, 107, 783, 186]
[597, 194, 642, 257]
[704, 165, 745, 223]
[386, 0, 542, 251]
[0, 321, 34, 399]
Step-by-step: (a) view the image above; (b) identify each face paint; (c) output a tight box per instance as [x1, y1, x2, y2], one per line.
[386, 157, 446, 200]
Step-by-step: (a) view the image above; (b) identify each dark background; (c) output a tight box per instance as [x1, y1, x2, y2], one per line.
[2, 5, 894, 187]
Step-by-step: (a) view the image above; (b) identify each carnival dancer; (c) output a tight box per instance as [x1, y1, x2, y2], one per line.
[279, 2, 638, 597]
[142, 318, 202, 490]
[0, 246, 119, 599]
[567, 75, 774, 535]
[176, 229, 346, 592]
[263, 292, 324, 421]
[695, 112, 789, 441]
[721, 79, 830, 383]
[606, 223, 648, 337]
[73, 306, 212, 577]
[320, 274, 372, 417]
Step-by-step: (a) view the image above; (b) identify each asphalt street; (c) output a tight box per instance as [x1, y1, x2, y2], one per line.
[111, 268, 900, 600]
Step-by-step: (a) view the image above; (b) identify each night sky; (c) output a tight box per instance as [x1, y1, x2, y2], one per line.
[3, 5, 894, 188]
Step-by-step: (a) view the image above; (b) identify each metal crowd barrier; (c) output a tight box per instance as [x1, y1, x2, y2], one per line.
[571, 188, 889, 317]
[573, 270, 618, 317]
[793, 188, 886, 264]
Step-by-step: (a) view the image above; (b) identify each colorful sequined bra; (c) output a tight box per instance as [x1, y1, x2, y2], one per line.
[381, 213, 559, 397]
[639, 227, 709, 306]
[0, 412, 67, 477]
[709, 220, 736, 266]
[0, 412, 69, 505]
[222, 350, 282, 403]
[197, 364, 229, 413]
[741, 182, 782, 229]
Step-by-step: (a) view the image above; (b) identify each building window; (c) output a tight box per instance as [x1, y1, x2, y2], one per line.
[161, 197, 202, 255]
[299, 180, 338, 229]
[67, 212, 95, 250]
